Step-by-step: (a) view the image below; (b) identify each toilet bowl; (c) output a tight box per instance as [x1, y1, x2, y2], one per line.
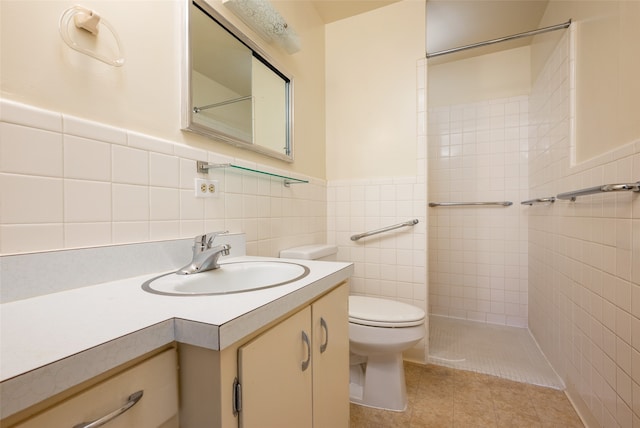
[279, 244, 426, 412]
[348, 295, 425, 411]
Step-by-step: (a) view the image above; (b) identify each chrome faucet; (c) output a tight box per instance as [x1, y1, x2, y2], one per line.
[177, 231, 231, 275]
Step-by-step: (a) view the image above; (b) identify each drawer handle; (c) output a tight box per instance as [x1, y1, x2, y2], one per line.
[73, 390, 144, 428]
[301, 331, 311, 371]
[320, 317, 329, 353]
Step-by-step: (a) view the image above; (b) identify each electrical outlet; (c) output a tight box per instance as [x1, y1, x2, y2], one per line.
[194, 178, 219, 198]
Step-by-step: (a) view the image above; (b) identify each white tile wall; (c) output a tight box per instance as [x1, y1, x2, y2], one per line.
[0, 123, 63, 176]
[428, 95, 530, 327]
[326, 59, 429, 362]
[528, 29, 640, 427]
[0, 98, 326, 256]
[64, 136, 111, 181]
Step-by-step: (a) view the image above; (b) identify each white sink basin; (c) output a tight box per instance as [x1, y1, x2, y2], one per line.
[142, 261, 310, 296]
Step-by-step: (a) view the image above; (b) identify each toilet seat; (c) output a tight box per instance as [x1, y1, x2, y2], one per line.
[349, 296, 425, 328]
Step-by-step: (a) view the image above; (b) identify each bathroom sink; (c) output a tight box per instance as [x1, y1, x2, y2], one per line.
[141, 261, 310, 296]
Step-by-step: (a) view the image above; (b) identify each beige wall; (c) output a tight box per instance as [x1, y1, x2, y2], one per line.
[428, 46, 531, 108]
[325, 2, 427, 359]
[531, 0, 640, 163]
[325, 0, 425, 181]
[0, 0, 326, 178]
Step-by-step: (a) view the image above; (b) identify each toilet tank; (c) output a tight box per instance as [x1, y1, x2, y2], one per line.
[279, 244, 338, 261]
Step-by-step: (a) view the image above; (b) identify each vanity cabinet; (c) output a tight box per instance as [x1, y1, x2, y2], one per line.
[238, 282, 349, 428]
[179, 281, 349, 428]
[8, 347, 179, 428]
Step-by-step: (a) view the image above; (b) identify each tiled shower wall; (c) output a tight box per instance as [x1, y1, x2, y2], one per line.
[528, 30, 640, 427]
[427, 96, 530, 327]
[0, 99, 326, 256]
[326, 59, 428, 362]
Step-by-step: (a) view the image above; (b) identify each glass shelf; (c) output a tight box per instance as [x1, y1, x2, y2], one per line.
[197, 161, 309, 187]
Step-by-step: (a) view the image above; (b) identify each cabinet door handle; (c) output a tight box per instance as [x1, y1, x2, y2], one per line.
[320, 317, 329, 353]
[73, 390, 144, 428]
[301, 331, 311, 371]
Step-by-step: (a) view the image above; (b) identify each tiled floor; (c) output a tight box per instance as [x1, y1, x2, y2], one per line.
[349, 363, 584, 427]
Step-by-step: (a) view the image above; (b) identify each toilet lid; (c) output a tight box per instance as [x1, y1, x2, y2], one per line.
[349, 296, 425, 327]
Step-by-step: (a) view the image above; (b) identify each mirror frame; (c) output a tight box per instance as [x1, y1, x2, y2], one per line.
[182, 0, 295, 162]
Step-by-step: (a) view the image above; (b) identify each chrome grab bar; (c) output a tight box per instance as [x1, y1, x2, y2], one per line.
[428, 201, 512, 207]
[557, 182, 640, 201]
[350, 219, 419, 241]
[193, 95, 252, 113]
[521, 197, 556, 206]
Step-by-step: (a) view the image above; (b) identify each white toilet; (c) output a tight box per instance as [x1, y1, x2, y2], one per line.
[280, 244, 426, 412]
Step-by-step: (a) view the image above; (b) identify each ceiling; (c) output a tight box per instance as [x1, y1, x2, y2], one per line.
[311, 0, 402, 24]
[311, 0, 549, 63]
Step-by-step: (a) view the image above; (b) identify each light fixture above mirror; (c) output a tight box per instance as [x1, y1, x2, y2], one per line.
[223, 0, 301, 54]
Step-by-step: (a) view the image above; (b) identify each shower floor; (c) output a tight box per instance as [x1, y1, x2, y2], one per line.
[428, 315, 564, 389]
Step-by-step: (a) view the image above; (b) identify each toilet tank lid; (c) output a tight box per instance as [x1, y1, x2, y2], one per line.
[279, 244, 338, 260]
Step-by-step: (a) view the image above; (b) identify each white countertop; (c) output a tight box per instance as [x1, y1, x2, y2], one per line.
[0, 255, 353, 418]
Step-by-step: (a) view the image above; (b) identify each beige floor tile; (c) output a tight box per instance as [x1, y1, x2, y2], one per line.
[494, 409, 543, 428]
[409, 406, 453, 428]
[349, 363, 584, 428]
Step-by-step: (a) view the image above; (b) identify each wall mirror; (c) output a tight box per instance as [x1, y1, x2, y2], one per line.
[183, 0, 294, 162]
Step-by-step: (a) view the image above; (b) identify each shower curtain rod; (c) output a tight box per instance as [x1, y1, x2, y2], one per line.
[426, 19, 572, 59]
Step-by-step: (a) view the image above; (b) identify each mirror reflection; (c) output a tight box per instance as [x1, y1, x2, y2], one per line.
[185, 0, 293, 162]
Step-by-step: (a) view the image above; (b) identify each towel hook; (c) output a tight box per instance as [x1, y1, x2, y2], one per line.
[59, 5, 125, 67]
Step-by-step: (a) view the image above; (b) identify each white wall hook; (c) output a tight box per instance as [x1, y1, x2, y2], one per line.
[59, 5, 125, 67]
[73, 8, 101, 35]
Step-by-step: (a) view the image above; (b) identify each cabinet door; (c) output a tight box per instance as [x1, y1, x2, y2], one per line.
[238, 306, 313, 428]
[312, 284, 350, 428]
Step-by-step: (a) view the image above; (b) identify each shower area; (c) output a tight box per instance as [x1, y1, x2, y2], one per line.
[423, 11, 571, 390]
[425, 84, 556, 380]
[425, 84, 564, 388]
[325, 0, 573, 387]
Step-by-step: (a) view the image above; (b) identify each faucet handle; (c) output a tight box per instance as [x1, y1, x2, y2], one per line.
[207, 230, 228, 237]
[194, 230, 227, 242]
[205, 230, 229, 245]
[192, 231, 228, 253]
